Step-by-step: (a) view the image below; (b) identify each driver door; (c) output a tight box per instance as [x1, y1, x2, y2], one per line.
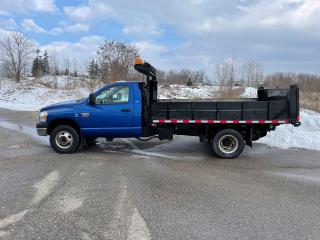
[81, 83, 134, 137]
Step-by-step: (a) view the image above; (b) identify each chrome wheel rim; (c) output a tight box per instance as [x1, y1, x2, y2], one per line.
[55, 131, 73, 149]
[218, 135, 238, 154]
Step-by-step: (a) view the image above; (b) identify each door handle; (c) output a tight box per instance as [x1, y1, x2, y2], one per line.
[121, 108, 131, 112]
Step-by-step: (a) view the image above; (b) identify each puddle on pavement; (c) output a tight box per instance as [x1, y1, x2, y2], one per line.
[97, 141, 133, 152]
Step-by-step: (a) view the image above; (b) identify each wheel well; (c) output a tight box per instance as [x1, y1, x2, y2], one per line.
[48, 118, 81, 135]
[206, 125, 245, 138]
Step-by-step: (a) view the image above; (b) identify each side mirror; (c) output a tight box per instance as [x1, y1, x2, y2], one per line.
[89, 93, 95, 105]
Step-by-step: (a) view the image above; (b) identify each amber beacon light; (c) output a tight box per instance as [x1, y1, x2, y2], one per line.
[135, 56, 143, 65]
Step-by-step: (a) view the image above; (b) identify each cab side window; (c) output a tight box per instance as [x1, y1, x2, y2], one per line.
[95, 86, 130, 105]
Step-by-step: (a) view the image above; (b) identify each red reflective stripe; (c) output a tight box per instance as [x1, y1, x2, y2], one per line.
[153, 119, 290, 124]
[297, 115, 301, 121]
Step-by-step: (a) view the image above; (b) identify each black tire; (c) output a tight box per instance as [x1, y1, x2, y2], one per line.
[211, 129, 244, 159]
[50, 125, 80, 154]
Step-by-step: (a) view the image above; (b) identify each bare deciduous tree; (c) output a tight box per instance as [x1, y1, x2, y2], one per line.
[241, 60, 264, 87]
[213, 55, 239, 97]
[0, 32, 34, 83]
[50, 49, 59, 89]
[63, 58, 71, 90]
[157, 69, 206, 85]
[97, 41, 138, 83]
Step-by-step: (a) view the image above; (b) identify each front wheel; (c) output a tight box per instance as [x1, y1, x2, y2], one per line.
[211, 129, 244, 159]
[50, 125, 80, 154]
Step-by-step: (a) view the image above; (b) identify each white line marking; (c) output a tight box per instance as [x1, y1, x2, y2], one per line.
[0, 210, 29, 229]
[105, 175, 132, 239]
[127, 208, 151, 240]
[33, 171, 60, 204]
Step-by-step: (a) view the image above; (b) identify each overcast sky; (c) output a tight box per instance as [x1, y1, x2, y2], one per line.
[0, 0, 319, 74]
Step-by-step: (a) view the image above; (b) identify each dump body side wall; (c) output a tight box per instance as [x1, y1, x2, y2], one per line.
[151, 100, 291, 121]
[151, 86, 300, 123]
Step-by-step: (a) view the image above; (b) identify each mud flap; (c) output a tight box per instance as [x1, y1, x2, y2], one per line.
[246, 124, 253, 148]
[158, 128, 173, 141]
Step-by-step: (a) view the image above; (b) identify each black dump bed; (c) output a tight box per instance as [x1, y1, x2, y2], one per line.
[134, 59, 299, 125]
[151, 86, 299, 123]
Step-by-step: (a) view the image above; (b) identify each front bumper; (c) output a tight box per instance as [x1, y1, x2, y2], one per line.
[36, 122, 48, 136]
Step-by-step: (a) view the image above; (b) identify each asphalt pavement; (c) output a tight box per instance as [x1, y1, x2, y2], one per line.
[0, 108, 320, 240]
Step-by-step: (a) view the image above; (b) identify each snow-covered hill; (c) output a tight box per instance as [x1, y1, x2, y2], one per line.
[0, 77, 221, 111]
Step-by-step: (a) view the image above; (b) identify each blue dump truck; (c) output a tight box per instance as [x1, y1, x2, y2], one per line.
[36, 58, 301, 159]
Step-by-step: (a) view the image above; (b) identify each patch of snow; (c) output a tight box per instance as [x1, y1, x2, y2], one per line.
[257, 109, 320, 151]
[159, 84, 221, 99]
[241, 87, 257, 98]
[0, 76, 102, 111]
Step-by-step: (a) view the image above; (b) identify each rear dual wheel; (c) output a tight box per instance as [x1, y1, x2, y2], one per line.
[211, 129, 244, 159]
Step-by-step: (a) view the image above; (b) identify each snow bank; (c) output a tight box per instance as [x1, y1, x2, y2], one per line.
[241, 87, 320, 151]
[0, 79, 220, 111]
[159, 84, 220, 99]
[257, 110, 320, 151]
[0, 77, 93, 111]
[241, 87, 257, 98]
[0, 85, 89, 111]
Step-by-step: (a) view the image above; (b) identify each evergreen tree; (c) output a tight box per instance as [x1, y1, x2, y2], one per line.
[186, 77, 193, 86]
[31, 56, 44, 77]
[43, 50, 50, 75]
[31, 57, 40, 77]
[53, 66, 60, 76]
[64, 68, 69, 76]
[88, 60, 99, 77]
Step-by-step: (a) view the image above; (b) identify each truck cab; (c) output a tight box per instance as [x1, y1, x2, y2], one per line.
[37, 81, 145, 153]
